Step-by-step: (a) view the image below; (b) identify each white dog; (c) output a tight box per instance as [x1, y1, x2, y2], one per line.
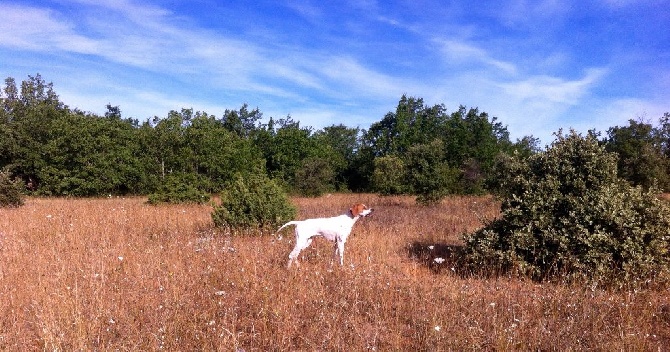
[277, 203, 373, 268]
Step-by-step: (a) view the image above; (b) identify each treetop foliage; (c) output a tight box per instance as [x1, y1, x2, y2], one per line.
[1, 74, 668, 204]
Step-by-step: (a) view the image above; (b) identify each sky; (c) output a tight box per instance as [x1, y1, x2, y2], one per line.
[0, 0, 668, 146]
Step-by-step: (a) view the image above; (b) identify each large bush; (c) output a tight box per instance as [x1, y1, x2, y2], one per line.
[0, 170, 24, 207]
[212, 173, 296, 233]
[462, 131, 670, 287]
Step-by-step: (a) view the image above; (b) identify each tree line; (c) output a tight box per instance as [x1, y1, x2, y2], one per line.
[1, 74, 668, 202]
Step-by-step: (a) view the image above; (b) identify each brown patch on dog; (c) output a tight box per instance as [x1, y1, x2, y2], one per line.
[350, 203, 367, 217]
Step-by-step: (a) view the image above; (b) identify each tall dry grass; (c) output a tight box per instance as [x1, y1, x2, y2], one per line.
[1, 194, 669, 350]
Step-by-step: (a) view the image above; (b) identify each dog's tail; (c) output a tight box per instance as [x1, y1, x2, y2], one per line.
[276, 221, 300, 234]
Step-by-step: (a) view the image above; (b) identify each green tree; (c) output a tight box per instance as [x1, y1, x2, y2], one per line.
[294, 157, 336, 197]
[38, 110, 146, 196]
[0, 78, 17, 170]
[405, 139, 460, 205]
[512, 135, 542, 158]
[0, 169, 24, 207]
[372, 155, 407, 195]
[186, 112, 265, 193]
[361, 96, 513, 196]
[258, 116, 317, 190]
[221, 103, 263, 137]
[313, 124, 360, 191]
[444, 106, 512, 193]
[605, 119, 670, 190]
[1, 75, 68, 191]
[147, 109, 192, 180]
[363, 95, 447, 157]
[657, 112, 670, 157]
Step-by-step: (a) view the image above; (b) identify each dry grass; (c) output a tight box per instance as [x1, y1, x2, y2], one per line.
[1, 194, 669, 351]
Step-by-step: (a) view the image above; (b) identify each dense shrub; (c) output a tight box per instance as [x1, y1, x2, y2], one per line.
[147, 173, 210, 205]
[212, 173, 296, 233]
[462, 131, 670, 287]
[0, 170, 24, 207]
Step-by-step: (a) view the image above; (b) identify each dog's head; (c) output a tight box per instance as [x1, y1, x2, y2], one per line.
[350, 203, 373, 218]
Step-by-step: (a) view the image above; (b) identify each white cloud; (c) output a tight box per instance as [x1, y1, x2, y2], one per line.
[493, 0, 571, 27]
[0, 4, 80, 51]
[417, 66, 612, 145]
[282, 0, 323, 22]
[59, 81, 231, 120]
[318, 56, 421, 100]
[589, 97, 668, 127]
[498, 68, 607, 105]
[437, 39, 517, 74]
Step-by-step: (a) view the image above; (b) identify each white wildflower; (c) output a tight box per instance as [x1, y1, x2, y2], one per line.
[434, 257, 445, 264]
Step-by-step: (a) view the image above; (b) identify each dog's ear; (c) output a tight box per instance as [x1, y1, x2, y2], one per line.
[350, 203, 364, 217]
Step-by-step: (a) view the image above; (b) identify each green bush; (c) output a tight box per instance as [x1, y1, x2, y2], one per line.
[212, 173, 296, 233]
[147, 173, 210, 205]
[0, 170, 24, 207]
[461, 131, 670, 287]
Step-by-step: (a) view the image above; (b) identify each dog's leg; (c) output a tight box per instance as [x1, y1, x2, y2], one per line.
[336, 240, 346, 266]
[330, 242, 342, 268]
[287, 244, 301, 268]
[287, 236, 312, 268]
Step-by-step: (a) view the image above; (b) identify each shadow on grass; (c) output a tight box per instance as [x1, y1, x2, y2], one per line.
[407, 241, 465, 275]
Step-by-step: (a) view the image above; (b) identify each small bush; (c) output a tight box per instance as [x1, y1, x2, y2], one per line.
[212, 173, 296, 233]
[462, 131, 670, 287]
[0, 170, 24, 207]
[147, 173, 210, 205]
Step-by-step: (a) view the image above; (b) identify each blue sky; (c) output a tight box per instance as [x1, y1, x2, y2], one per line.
[0, 0, 668, 145]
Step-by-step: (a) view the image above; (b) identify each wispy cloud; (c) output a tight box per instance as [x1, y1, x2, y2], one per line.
[437, 39, 517, 74]
[0, 0, 666, 145]
[318, 56, 415, 98]
[282, 0, 323, 22]
[499, 68, 607, 105]
[489, 0, 571, 27]
[0, 3, 95, 52]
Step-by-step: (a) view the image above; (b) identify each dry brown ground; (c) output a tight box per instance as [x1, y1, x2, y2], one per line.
[1, 194, 669, 351]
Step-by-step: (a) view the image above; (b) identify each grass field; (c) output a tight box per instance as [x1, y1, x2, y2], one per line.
[1, 194, 669, 351]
